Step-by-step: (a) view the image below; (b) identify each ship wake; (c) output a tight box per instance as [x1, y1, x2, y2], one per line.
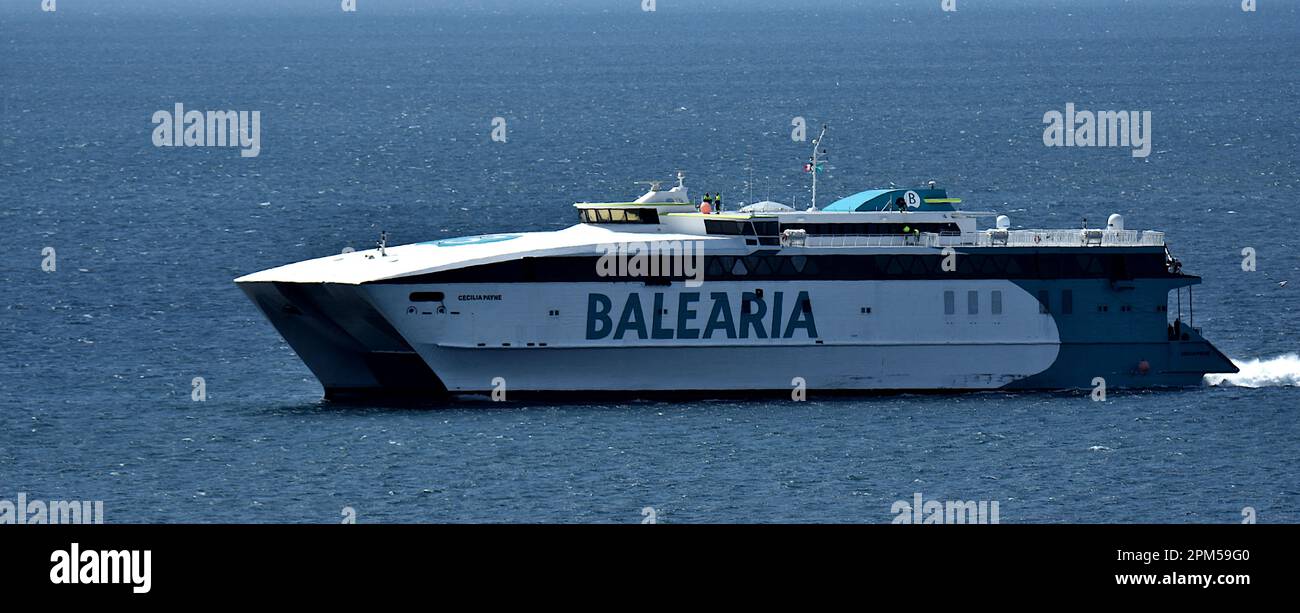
[1204, 353, 1300, 388]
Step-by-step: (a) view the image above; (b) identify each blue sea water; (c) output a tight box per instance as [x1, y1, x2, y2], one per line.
[1, 0, 1298, 523]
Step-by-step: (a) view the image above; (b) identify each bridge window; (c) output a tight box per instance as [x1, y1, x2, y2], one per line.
[580, 208, 660, 224]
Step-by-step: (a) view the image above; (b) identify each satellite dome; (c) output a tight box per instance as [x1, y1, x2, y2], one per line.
[739, 201, 796, 213]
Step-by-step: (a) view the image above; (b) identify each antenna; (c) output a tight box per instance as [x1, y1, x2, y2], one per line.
[746, 148, 754, 206]
[635, 180, 664, 192]
[376, 230, 388, 257]
[808, 124, 829, 211]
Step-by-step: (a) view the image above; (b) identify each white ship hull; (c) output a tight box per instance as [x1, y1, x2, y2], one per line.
[369, 280, 1061, 393]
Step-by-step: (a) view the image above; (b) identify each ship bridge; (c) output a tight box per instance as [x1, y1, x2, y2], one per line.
[573, 171, 698, 225]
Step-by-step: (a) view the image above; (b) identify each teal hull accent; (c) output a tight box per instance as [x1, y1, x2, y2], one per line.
[1004, 277, 1237, 389]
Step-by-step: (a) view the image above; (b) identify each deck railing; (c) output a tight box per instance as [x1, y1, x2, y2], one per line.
[795, 229, 1165, 249]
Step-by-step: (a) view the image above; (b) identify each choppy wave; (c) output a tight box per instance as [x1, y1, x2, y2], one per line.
[1205, 354, 1300, 388]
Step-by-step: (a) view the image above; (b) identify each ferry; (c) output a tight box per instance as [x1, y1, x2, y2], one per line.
[236, 147, 1236, 400]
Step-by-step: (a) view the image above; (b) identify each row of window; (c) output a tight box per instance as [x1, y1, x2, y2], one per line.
[943, 289, 1164, 316]
[693, 252, 1162, 280]
[387, 253, 1175, 284]
[1036, 289, 1158, 315]
[579, 208, 661, 224]
[944, 290, 1004, 316]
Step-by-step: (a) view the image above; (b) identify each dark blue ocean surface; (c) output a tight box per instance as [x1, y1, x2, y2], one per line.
[1, 1, 1297, 522]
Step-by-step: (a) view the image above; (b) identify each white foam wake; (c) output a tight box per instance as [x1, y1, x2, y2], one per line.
[1204, 353, 1300, 388]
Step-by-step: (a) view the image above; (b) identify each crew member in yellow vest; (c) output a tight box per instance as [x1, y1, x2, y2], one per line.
[903, 225, 919, 244]
[700, 193, 713, 214]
